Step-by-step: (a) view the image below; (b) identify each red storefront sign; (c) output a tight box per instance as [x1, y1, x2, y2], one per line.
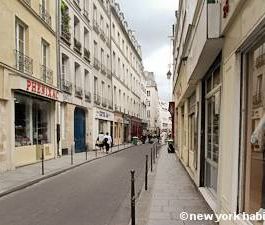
[26, 79, 59, 100]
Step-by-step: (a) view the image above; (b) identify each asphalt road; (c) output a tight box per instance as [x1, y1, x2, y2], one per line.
[0, 144, 154, 225]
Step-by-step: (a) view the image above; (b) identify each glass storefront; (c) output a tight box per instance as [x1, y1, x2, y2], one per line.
[244, 39, 265, 214]
[15, 93, 51, 147]
[204, 65, 221, 195]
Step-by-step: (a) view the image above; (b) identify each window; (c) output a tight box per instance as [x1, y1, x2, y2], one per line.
[84, 28, 89, 49]
[93, 4, 97, 22]
[15, 93, 51, 147]
[74, 16, 80, 41]
[147, 110, 150, 118]
[112, 51, 116, 74]
[75, 62, 81, 88]
[244, 40, 265, 214]
[101, 81, 105, 97]
[147, 101, 150, 106]
[106, 54, 110, 70]
[94, 76, 98, 94]
[101, 48, 104, 65]
[147, 91, 150, 96]
[41, 39, 49, 67]
[61, 54, 69, 80]
[94, 41, 98, 58]
[85, 70, 89, 91]
[100, 15, 103, 29]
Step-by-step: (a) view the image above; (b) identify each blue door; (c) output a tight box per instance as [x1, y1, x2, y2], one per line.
[74, 108, 86, 153]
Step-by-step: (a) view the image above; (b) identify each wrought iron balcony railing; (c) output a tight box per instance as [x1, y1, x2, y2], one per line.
[62, 79, 72, 94]
[15, 50, 33, 75]
[75, 85, 83, 98]
[84, 48, 90, 63]
[74, 38, 82, 54]
[94, 57, 100, 70]
[85, 91, 91, 103]
[39, 4, 51, 26]
[41, 65, 53, 85]
[61, 26, 71, 45]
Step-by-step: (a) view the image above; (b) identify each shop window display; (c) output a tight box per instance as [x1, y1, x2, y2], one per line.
[15, 93, 51, 147]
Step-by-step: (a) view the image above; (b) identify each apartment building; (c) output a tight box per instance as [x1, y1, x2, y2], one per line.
[157, 101, 172, 135]
[0, 0, 59, 171]
[110, 1, 145, 144]
[172, 0, 265, 224]
[59, 0, 96, 153]
[145, 71, 159, 135]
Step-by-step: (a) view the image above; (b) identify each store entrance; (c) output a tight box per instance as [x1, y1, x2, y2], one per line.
[74, 107, 86, 153]
[204, 65, 221, 196]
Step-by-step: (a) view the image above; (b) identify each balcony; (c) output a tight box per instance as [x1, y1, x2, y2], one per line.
[14, 50, 33, 75]
[100, 30, 106, 42]
[40, 65, 53, 85]
[187, 1, 223, 83]
[94, 57, 100, 70]
[62, 79, 72, 94]
[84, 48, 91, 63]
[39, 4, 51, 27]
[94, 94, 101, 105]
[75, 85, 83, 98]
[74, 38, 82, 55]
[101, 64, 106, 75]
[253, 93, 263, 108]
[85, 91, 91, 103]
[93, 20, 100, 34]
[102, 97, 107, 108]
[61, 25, 71, 45]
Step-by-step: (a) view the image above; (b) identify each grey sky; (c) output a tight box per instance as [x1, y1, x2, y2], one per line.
[117, 0, 178, 101]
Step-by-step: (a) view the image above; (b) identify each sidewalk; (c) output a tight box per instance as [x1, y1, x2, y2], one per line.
[0, 143, 132, 197]
[136, 145, 215, 225]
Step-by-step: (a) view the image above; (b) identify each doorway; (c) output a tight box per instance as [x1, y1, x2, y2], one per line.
[74, 107, 86, 153]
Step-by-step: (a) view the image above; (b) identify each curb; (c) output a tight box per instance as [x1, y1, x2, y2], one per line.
[0, 145, 134, 198]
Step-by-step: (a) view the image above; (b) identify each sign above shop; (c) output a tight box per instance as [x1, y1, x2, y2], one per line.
[26, 79, 59, 100]
[95, 109, 114, 121]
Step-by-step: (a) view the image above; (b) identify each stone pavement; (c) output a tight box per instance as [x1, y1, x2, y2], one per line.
[0, 143, 132, 197]
[135, 145, 216, 225]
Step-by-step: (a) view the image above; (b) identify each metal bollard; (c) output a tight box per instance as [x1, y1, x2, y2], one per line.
[145, 155, 148, 190]
[86, 144, 88, 161]
[153, 147, 155, 164]
[41, 146, 44, 175]
[151, 147, 153, 172]
[71, 143, 74, 165]
[131, 170, 136, 225]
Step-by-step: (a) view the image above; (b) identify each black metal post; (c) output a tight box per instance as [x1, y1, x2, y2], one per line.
[131, 170, 135, 225]
[86, 144, 88, 161]
[41, 147, 44, 175]
[153, 147, 155, 164]
[145, 155, 148, 190]
[151, 148, 153, 172]
[71, 143, 74, 165]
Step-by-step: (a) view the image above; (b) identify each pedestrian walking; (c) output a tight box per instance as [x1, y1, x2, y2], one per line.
[96, 131, 105, 151]
[103, 132, 112, 154]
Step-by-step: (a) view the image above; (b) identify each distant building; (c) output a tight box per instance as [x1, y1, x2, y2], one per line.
[145, 71, 159, 134]
[157, 101, 172, 135]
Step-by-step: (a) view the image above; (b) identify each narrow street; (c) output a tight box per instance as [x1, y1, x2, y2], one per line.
[0, 144, 152, 225]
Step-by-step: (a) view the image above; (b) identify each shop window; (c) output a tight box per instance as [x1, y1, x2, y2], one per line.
[244, 39, 265, 214]
[15, 93, 51, 147]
